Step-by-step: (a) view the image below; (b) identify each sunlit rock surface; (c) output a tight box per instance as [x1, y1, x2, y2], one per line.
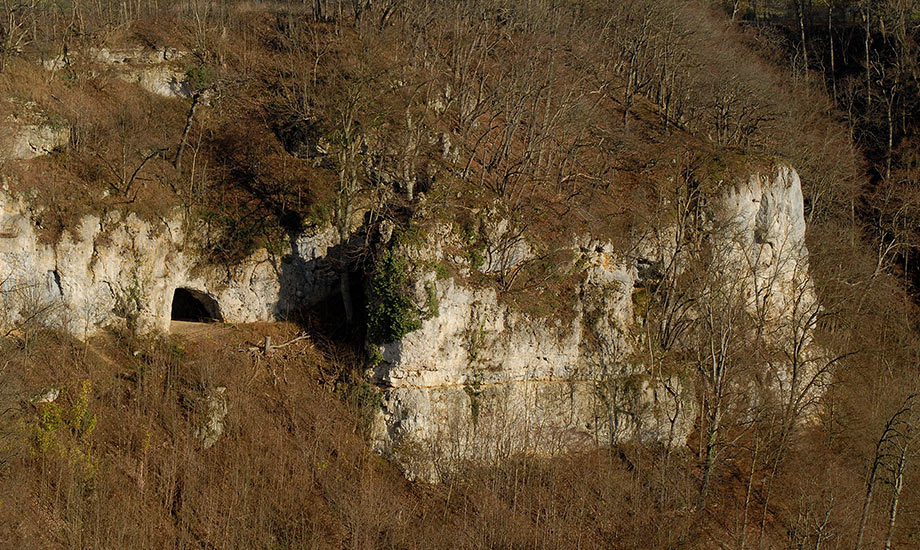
[0, 191, 339, 336]
[371, 165, 815, 481]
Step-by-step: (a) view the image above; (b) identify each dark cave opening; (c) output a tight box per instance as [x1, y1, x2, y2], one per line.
[171, 288, 222, 322]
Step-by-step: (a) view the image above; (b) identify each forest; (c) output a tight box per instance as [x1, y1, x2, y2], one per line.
[0, 0, 918, 548]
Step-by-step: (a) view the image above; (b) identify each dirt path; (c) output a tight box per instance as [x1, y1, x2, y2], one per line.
[169, 320, 229, 340]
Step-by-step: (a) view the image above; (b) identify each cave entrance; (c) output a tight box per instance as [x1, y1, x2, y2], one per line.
[171, 288, 222, 323]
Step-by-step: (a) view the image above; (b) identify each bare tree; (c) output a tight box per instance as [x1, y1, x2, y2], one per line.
[855, 393, 916, 550]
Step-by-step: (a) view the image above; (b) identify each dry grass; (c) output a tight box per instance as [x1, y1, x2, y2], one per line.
[0, 318, 896, 549]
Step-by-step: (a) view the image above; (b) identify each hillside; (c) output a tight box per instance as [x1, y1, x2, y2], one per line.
[0, 0, 918, 548]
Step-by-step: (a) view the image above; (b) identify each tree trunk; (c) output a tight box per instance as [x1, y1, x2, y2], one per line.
[814, 507, 831, 550]
[883, 443, 909, 550]
[739, 440, 759, 550]
[797, 0, 809, 70]
[757, 427, 792, 550]
[623, 71, 633, 131]
[855, 448, 883, 549]
[340, 270, 354, 326]
[175, 92, 201, 172]
[886, 93, 894, 180]
[698, 401, 722, 508]
[828, 3, 837, 100]
[864, 5, 872, 106]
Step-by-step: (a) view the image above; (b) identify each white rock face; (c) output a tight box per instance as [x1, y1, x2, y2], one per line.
[194, 386, 229, 449]
[43, 47, 194, 99]
[30, 387, 60, 404]
[0, 160, 816, 480]
[712, 165, 822, 406]
[0, 103, 70, 160]
[123, 66, 192, 98]
[371, 237, 694, 481]
[0, 191, 339, 336]
[714, 165, 814, 330]
[0, 123, 70, 160]
[372, 164, 815, 480]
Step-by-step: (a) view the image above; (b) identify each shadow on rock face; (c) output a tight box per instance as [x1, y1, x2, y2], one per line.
[275, 227, 367, 340]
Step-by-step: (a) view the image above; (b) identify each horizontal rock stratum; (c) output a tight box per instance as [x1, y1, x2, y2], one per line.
[369, 165, 820, 481]
[0, 163, 821, 483]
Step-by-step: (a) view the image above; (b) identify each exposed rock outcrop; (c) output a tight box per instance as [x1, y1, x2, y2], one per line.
[0, 102, 70, 161]
[194, 386, 229, 449]
[0, 160, 817, 482]
[0, 191, 339, 336]
[370, 165, 816, 481]
[369, 241, 692, 481]
[715, 165, 814, 331]
[44, 46, 194, 99]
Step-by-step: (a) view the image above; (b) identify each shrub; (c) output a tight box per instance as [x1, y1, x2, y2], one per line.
[30, 380, 98, 485]
[275, 117, 324, 159]
[366, 249, 422, 344]
[184, 64, 217, 93]
[463, 369, 484, 423]
[367, 343, 384, 366]
[423, 281, 440, 320]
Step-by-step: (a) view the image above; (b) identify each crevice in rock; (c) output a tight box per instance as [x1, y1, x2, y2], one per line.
[49, 269, 62, 297]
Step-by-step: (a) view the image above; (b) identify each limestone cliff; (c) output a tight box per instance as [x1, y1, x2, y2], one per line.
[369, 165, 817, 480]
[0, 191, 339, 336]
[0, 162, 817, 482]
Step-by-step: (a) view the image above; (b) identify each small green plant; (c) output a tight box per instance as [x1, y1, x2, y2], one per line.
[393, 222, 427, 247]
[432, 261, 450, 280]
[466, 241, 486, 271]
[185, 64, 217, 93]
[368, 344, 384, 367]
[465, 321, 486, 364]
[458, 223, 486, 270]
[463, 319, 487, 423]
[340, 380, 383, 436]
[631, 287, 650, 319]
[56, 68, 78, 83]
[423, 282, 440, 320]
[68, 380, 98, 440]
[571, 253, 589, 274]
[305, 200, 333, 227]
[31, 380, 99, 483]
[463, 370, 484, 423]
[33, 402, 63, 454]
[366, 249, 422, 344]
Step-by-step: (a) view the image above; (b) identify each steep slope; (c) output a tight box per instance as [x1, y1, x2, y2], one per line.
[0, 0, 917, 547]
[371, 165, 820, 480]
